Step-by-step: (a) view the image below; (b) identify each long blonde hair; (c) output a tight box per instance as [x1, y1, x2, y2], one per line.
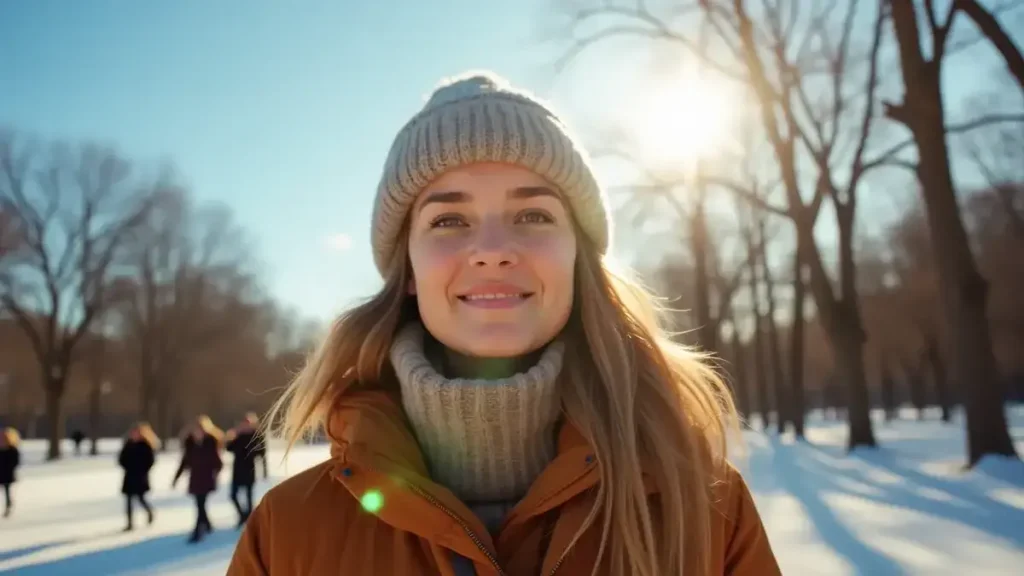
[1, 427, 20, 448]
[266, 231, 738, 575]
[190, 415, 224, 446]
[132, 422, 162, 451]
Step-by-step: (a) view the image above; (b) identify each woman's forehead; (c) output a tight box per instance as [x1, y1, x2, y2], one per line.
[415, 163, 563, 210]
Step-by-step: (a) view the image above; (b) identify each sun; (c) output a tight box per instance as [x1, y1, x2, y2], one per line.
[626, 65, 739, 174]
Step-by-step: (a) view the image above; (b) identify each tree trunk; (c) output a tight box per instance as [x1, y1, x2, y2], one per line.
[692, 191, 717, 354]
[889, 1, 1018, 465]
[728, 314, 752, 423]
[799, 205, 876, 448]
[759, 219, 788, 435]
[789, 247, 806, 438]
[905, 358, 928, 420]
[835, 307, 876, 450]
[925, 337, 953, 423]
[44, 376, 65, 461]
[88, 380, 101, 456]
[880, 357, 896, 422]
[748, 253, 771, 430]
[157, 388, 172, 452]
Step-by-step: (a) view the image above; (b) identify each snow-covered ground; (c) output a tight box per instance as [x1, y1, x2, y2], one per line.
[1, 406, 1022, 575]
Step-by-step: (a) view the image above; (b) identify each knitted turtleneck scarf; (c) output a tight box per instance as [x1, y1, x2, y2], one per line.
[389, 323, 564, 512]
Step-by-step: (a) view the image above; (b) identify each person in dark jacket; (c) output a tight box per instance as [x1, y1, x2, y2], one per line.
[118, 422, 159, 531]
[225, 412, 267, 528]
[0, 427, 20, 518]
[70, 429, 85, 455]
[173, 415, 224, 543]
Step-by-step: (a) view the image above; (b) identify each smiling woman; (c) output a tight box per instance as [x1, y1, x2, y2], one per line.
[228, 71, 779, 576]
[627, 63, 741, 172]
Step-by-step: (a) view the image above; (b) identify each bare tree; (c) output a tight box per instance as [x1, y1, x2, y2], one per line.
[117, 184, 260, 443]
[0, 131, 154, 460]
[885, 0, 1020, 464]
[958, 0, 1024, 94]
[0, 205, 24, 262]
[555, 0, 896, 448]
[788, 243, 808, 437]
[756, 215, 788, 434]
[962, 95, 1024, 239]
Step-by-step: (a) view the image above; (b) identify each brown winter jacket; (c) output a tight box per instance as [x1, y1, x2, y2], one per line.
[227, 390, 781, 575]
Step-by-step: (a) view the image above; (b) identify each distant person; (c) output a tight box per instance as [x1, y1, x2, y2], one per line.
[70, 429, 85, 455]
[225, 412, 267, 528]
[118, 422, 159, 531]
[227, 72, 779, 574]
[0, 427, 20, 518]
[173, 415, 224, 544]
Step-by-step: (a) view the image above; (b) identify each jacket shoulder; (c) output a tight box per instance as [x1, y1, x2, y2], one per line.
[262, 459, 350, 508]
[709, 461, 781, 576]
[227, 458, 366, 575]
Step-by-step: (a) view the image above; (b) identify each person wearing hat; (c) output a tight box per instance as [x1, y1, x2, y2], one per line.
[228, 71, 779, 575]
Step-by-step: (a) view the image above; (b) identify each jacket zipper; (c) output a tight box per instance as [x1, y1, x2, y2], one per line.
[352, 462, 576, 576]
[404, 482, 507, 576]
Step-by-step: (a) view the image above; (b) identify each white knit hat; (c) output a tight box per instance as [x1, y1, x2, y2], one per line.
[370, 71, 610, 276]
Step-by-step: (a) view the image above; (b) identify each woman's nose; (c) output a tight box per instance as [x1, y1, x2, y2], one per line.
[468, 222, 518, 268]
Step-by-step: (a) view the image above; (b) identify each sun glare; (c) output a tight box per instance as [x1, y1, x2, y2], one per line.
[627, 66, 738, 174]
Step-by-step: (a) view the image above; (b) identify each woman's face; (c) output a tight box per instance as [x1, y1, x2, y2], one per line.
[129, 428, 141, 441]
[407, 163, 577, 357]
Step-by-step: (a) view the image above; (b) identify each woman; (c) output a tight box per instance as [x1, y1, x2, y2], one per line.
[225, 412, 268, 527]
[173, 415, 224, 543]
[229, 72, 780, 575]
[0, 427, 20, 518]
[118, 422, 159, 531]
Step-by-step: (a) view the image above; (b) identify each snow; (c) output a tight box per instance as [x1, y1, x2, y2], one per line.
[1, 406, 1022, 575]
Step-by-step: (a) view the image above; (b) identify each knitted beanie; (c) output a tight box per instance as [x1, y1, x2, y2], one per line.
[370, 71, 610, 276]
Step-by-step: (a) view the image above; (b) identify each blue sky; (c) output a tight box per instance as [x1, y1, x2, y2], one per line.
[1, 0, 564, 321]
[1, 1, 1016, 322]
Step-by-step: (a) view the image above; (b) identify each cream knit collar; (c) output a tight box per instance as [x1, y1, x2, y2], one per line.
[389, 323, 564, 504]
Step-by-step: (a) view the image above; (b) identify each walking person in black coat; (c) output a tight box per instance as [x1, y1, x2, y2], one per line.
[173, 415, 223, 544]
[118, 423, 159, 531]
[0, 427, 20, 518]
[70, 429, 85, 456]
[225, 412, 267, 528]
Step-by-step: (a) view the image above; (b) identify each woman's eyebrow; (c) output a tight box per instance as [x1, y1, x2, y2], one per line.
[416, 190, 470, 214]
[508, 186, 559, 200]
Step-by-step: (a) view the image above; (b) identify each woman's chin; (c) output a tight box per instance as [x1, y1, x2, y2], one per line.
[447, 327, 550, 358]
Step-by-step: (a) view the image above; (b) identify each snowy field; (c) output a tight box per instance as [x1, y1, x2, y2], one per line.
[1, 406, 1022, 576]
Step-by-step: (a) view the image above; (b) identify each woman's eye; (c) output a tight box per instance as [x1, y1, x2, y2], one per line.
[428, 214, 467, 229]
[516, 211, 554, 225]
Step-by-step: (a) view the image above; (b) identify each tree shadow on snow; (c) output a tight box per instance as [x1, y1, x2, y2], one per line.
[1, 530, 238, 576]
[768, 436, 1024, 575]
[802, 440, 1024, 547]
[766, 439, 908, 576]
[0, 538, 78, 563]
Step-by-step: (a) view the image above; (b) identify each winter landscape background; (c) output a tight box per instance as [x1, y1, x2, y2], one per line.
[2, 406, 1022, 576]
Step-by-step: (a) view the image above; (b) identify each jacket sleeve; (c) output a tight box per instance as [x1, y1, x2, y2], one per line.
[144, 445, 155, 471]
[723, 466, 781, 576]
[118, 444, 128, 469]
[11, 448, 18, 468]
[227, 497, 272, 575]
[173, 445, 189, 485]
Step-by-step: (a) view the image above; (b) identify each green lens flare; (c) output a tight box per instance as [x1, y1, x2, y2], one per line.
[361, 489, 384, 513]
